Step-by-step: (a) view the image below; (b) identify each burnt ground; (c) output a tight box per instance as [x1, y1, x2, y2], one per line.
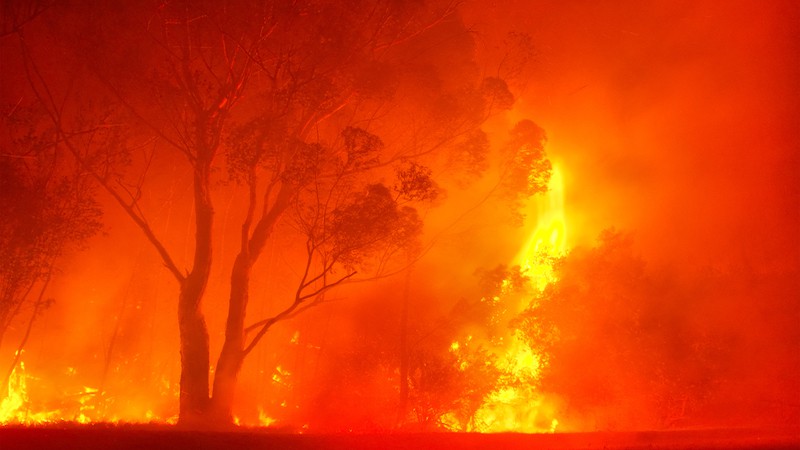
[1, 426, 799, 450]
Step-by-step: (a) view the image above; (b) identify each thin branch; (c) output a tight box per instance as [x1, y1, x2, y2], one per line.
[2, 277, 38, 339]
[242, 270, 357, 356]
[18, 33, 186, 284]
[297, 270, 356, 303]
[0, 0, 55, 37]
[374, 0, 462, 53]
[241, 169, 257, 252]
[94, 74, 192, 161]
[1, 262, 53, 394]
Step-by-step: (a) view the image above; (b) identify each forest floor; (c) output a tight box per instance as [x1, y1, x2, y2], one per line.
[1, 424, 798, 449]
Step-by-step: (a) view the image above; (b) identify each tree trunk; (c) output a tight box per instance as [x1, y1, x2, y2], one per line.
[178, 279, 211, 425]
[210, 184, 293, 421]
[397, 267, 411, 427]
[178, 160, 214, 426]
[210, 254, 250, 422]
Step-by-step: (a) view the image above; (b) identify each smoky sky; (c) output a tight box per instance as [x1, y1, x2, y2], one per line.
[1, 0, 798, 428]
[466, 0, 800, 270]
[461, 2, 800, 424]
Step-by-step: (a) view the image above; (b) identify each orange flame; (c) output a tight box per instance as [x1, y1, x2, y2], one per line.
[0, 357, 179, 425]
[515, 164, 567, 289]
[443, 163, 567, 432]
[1, 362, 60, 424]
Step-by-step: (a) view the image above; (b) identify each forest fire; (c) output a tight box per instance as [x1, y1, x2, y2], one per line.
[439, 164, 567, 433]
[2, 361, 93, 424]
[515, 165, 567, 288]
[1, 362, 47, 424]
[0, 357, 178, 425]
[1, 0, 799, 448]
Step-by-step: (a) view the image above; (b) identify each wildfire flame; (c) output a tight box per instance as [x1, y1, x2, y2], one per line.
[515, 164, 567, 289]
[443, 164, 567, 433]
[1, 361, 59, 424]
[0, 357, 179, 426]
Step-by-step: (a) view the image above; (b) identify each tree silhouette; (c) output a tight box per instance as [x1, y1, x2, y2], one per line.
[4, 0, 551, 425]
[0, 104, 101, 387]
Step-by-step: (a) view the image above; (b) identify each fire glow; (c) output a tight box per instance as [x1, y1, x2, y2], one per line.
[1, 166, 570, 430]
[0, 356, 178, 426]
[442, 164, 567, 433]
[1, 0, 798, 437]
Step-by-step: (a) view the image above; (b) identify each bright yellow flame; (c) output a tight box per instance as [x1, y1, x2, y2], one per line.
[448, 163, 568, 433]
[1, 362, 60, 424]
[515, 164, 567, 290]
[258, 407, 277, 427]
[1, 363, 29, 423]
[1, 358, 179, 425]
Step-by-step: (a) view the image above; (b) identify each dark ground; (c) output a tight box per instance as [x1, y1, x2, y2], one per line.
[1, 425, 798, 450]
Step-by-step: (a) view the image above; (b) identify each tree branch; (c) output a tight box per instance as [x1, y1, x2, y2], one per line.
[242, 269, 357, 357]
[1, 261, 53, 395]
[18, 33, 186, 284]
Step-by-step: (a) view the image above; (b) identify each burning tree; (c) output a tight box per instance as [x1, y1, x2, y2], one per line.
[2, 0, 548, 426]
[305, 131, 555, 432]
[514, 230, 730, 429]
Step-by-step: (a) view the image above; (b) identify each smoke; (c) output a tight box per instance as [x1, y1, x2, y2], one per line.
[1, 0, 797, 430]
[482, 0, 799, 265]
[461, 0, 800, 427]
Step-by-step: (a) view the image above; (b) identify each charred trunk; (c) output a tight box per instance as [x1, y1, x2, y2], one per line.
[209, 185, 293, 420]
[178, 159, 215, 425]
[177, 277, 211, 425]
[211, 254, 250, 421]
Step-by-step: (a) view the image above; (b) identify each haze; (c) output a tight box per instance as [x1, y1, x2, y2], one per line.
[1, 0, 797, 431]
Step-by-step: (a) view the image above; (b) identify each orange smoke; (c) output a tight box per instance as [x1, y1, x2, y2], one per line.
[2, 0, 798, 432]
